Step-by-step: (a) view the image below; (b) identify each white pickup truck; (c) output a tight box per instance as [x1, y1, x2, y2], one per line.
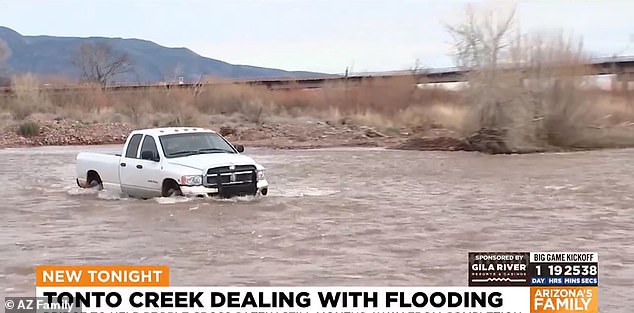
[75, 127, 269, 198]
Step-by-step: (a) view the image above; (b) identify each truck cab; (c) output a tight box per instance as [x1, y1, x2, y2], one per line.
[76, 127, 269, 198]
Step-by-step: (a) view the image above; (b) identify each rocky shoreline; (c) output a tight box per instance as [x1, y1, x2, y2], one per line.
[0, 119, 408, 150]
[0, 119, 402, 149]
[0, 118, 560, 153]
[0, 119, 131, 148]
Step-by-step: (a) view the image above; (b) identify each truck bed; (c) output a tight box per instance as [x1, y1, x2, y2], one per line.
[75, 152, 121, 187]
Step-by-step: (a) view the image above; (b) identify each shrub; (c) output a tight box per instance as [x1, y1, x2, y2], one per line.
[240, 99, 266, 124]
[8, 74, 52, 120]
[18, 121, 40, 137]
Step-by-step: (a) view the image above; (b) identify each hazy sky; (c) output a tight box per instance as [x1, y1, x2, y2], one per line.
[0, 0, 632, 74]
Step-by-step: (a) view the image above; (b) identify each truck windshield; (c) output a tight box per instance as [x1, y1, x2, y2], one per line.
[159, 132, 237, 158]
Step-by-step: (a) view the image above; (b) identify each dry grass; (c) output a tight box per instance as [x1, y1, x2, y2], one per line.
[0, 71, 632, 151]
[1, 75, 462, 129]
[5, 74, 53, 120]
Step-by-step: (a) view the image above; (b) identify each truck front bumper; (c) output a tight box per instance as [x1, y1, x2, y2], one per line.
[180, 179, 269, 198]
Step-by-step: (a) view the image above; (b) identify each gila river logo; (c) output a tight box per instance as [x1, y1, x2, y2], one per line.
[468, 252, 530, 286]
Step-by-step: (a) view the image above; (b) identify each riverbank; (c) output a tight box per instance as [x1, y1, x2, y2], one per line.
[3, 117, 634, 153]
[0, 119, 131, 148]
[0, 117, 476, 151]
[2, 71, 633, 153]
[0, 117, 397, 149]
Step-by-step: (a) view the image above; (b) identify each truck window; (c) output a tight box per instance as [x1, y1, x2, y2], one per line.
[125, 134, 143, 158]
[159, 132, 236, 158]
[140, 135, 159, 158]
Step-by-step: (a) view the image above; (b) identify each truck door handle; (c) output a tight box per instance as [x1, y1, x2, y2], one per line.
[136, 165, 143, 169]
[120, 162, 126, 167]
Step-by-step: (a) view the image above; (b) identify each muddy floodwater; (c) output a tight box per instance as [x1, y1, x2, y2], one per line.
[1, 145, 633, 311]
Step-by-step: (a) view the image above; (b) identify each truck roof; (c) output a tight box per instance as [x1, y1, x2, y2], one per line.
[131, 127, 217, 137]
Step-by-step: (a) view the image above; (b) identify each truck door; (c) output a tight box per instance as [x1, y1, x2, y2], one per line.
[134, 135, 163, 197]
[120, 134, 163, 198]
[119, 133, 142, 196]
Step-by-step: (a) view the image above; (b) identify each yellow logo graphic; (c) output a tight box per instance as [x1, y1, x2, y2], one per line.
[530, 287, 597, 313]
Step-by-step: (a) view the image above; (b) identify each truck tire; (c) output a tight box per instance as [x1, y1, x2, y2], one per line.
[87, 171, 103, 190]
[162, 180, 183, 197]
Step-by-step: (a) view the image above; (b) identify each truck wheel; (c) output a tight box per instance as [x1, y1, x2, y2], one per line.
[86, 171, 103, 190]
[162, 180, 183, 197]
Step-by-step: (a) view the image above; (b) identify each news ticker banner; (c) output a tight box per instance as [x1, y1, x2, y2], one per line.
[31, 287, 528, 313]
[2, 252, 597, 313]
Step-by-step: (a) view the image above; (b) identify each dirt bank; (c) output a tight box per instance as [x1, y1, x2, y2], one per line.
[0, 119, 132, 148]
[4, 118, 622, 153]
[0, 118, 406, 149]
[0, 118, 472, 151]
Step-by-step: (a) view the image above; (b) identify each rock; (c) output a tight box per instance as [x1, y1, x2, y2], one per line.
[218, 126, 237, 136]
[465, 128, 512, 154]
[392, 137, 470, 151]
[360, 126, 386, 138]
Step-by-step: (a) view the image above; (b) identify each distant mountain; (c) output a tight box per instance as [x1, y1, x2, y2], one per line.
[0, 26, 326, 83]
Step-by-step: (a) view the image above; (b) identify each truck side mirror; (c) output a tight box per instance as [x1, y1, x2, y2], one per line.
[141, 150, 159, 161]
[235, 145, 244, 153]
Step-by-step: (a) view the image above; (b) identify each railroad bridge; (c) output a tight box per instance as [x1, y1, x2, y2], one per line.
[1, 56, 633, 98]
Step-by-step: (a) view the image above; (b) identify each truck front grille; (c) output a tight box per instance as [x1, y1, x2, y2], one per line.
[205, 165, 257, 197]
[207, 165, 256, 175]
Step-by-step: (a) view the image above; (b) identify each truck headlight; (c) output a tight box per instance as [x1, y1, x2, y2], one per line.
[179, 175, 202, 186]
[257, 170, 265, 181]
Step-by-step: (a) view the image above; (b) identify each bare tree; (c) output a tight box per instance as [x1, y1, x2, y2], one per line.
[444, 4, 614, 151]
[444, 4, 518, 137]
[445, 4, 516, 69]
[0, 39, 10, 86]
[0, 39, 9, 62]
[72, 41, 132, 86]
[0, 39, 10, 72]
